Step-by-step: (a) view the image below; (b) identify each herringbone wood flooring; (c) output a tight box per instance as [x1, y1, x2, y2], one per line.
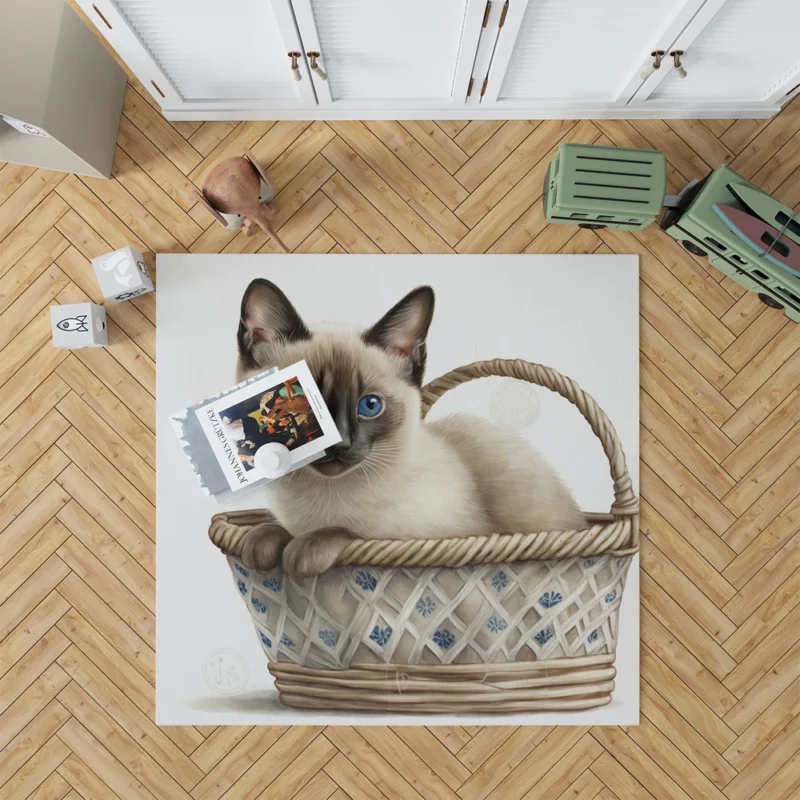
[3, 13, 800, 798]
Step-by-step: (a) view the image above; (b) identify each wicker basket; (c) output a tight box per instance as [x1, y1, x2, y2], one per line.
[209, 359, 638, 713]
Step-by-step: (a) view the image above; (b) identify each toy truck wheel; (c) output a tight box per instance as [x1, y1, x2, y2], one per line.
[758, 293, 784, 310]
[682, 240, 707, 257]
[578, 223, 606, 230]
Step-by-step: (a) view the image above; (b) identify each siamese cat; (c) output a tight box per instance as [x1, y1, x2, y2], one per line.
[233, 279, 584, 578]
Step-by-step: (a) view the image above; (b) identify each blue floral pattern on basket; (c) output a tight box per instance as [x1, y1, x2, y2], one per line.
[584, 558, 597, 568]
[433, 629, 455, 650]
[491, 571, 508, 591]
[369, 625, 392, 646]
[251, 596, 267, 614]
[259, 632, 272, 648]
[487, 616, 507, 633]
[236, 579, 247, 595]
[588, 630, 599, 643]
[605, 591, 617, 603]
[280, 635, 294, 647]
[539, 591, 563, 608]
[534, 628, 554, 645]
[262, 577, 282, 593]
[355, 570, 377, 592]
[318, 629, 339, 647]
[235, 563, 248, 577]
[416, 597, 436, 617]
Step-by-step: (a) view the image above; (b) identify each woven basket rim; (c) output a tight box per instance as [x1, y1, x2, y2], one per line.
[208, 359, 639, 567]
[211, 510, 638, 567]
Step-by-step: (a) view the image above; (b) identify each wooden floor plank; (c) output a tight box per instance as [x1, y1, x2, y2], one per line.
[364, 120, 469, 210]
[400, 120, 469, 174]
[0, 732, 70, 800]
[56, 571, 154, 686]
[0, 192, 69, 279]
[121, 85, 202, 176]
[0, 228, 68, 316]
[116, 115, 201, 212]
[0, 170, 65, 244]
[325, 127, 461, 249]
[56, 681, 193, 799]
[111, 148, 202, 248]
[0, 163, 36, 206]
[56, 718, 156, 800]
[454, 119, 579, 232]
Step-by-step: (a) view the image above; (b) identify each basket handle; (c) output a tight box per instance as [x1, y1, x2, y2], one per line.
[420, 359, 638, 519]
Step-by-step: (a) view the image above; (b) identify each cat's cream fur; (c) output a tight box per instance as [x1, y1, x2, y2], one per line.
[235, 280, 583, 577]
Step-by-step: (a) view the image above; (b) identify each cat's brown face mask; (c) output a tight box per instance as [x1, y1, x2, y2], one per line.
[236, 280, 434, 478]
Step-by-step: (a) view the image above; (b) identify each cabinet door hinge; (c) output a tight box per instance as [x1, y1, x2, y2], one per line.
[482, 1, 492, 27]
[480, 78, 488, 97]
[467, 78, 474, 97]
[499, 0, 509, 27]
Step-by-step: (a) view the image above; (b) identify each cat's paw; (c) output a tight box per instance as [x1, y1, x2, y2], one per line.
[240, 524, 292, 571]
[282, 527, 358, 579]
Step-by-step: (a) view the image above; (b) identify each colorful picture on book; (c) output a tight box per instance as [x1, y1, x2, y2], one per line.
[218, 376, 323, 470]
[192, 359, 341, 492]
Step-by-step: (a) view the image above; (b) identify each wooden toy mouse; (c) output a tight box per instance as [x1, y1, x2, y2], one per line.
[197, 149, 289, 253]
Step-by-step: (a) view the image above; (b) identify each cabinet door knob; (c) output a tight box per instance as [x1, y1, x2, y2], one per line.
[640, 51, 664, 80]
[288, 52, 302, 81]
[670, 50, 687, 79]
[307, 52, 328, 81]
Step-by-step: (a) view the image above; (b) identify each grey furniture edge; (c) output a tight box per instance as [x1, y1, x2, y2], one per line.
[0, 0, 127, 179]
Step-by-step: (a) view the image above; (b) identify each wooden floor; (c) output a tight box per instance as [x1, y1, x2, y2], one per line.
[3, 35, 800, 800]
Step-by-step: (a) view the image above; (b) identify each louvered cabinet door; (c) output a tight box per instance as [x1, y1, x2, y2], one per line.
[76, 0, 316, 112]
[632, 0, 800, 109]
[479, 0, 706, 109]
[289, 0, 486, 108]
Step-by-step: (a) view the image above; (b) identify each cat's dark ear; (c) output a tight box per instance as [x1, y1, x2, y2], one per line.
[237, 279, 310, 369]
[363, 286, 434, 386]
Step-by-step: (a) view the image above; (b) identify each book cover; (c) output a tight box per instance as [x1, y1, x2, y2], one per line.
[175, 360, 340, 497]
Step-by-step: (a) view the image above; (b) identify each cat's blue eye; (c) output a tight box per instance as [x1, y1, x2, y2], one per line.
[357, 394, 384, 418]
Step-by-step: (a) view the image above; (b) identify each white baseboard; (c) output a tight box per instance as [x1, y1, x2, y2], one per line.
[163, 104, 779, 122]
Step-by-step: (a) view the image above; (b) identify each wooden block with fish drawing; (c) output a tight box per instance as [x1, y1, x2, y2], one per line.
[91, 245, 154, 302]
[50, 302, 107, 349]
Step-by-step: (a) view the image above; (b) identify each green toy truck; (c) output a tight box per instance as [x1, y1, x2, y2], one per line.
[660, 164, 800, 323]
[544, 143, 800, 323]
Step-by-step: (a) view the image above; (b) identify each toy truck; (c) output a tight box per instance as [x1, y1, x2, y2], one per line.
[544, 143, 800, 323]
[660, 165, 800, 323]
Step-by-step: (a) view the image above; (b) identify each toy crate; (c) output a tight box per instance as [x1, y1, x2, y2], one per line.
[661, 164, 800, 323]
[544, 144, 666, 231]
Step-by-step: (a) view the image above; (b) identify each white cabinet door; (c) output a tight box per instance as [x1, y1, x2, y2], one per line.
[290, 0, 486, 109]
[77, 0, 316, 112]
[632, 0, 800, 108]
[478, 0, 707, 109]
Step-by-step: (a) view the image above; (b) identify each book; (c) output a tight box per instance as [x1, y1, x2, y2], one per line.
[171, 360, 341, 501]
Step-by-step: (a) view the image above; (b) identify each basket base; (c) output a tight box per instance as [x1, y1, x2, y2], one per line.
[269, 655, 616, 713]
